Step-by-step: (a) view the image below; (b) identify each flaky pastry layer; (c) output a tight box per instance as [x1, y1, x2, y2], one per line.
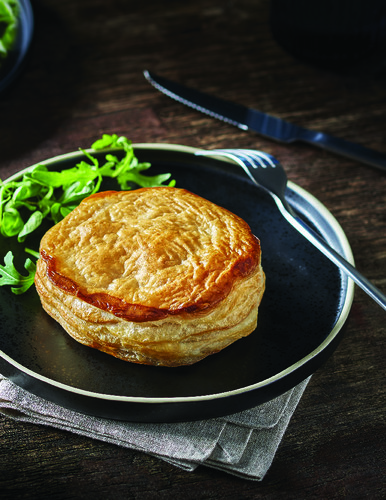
[35, 258, 265, 366]
[35, 187, 265, 366]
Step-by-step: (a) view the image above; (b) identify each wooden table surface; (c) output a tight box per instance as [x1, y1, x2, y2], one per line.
[1, 0, 385, 498]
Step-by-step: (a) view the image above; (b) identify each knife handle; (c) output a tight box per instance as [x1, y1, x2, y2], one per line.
[299, 129, 386, 172]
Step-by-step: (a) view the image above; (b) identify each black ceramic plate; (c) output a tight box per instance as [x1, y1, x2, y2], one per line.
[0, 0, 33, 93]
[0, 144, 354, 422]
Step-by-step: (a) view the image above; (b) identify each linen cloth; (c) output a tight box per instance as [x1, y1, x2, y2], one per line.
[0, 374, 310, 481]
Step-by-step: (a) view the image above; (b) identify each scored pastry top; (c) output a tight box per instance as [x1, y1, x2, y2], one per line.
[38, 187, 261, 322]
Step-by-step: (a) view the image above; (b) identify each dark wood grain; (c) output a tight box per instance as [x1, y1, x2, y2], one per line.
[0, 0, 385, 498]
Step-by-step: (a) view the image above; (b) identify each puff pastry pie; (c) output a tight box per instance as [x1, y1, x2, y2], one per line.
[35, 187, 265, 366]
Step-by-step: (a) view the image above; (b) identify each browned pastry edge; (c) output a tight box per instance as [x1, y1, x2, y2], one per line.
[35, 257, 265, 367]
[38, 188, 262, 323]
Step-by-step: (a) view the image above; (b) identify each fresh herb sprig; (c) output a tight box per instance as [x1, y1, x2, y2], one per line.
[0, 134, 175, 294]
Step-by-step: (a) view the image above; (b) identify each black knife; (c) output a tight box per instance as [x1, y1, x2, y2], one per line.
[144, 70, 386, 173]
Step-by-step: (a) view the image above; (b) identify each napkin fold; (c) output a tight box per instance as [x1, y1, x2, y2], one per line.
[0, 374, 310, 481]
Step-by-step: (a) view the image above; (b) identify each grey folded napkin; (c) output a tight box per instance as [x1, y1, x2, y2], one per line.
[0, 374, 310, 481]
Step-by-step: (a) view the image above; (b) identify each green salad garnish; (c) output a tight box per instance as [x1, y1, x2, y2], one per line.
[0, 134, 176, 294]
[0, 250, 36, 294]
[0, 0, 19, 65]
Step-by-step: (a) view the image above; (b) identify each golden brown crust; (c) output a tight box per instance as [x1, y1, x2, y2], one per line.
[38, 188, 261, 322]
[35, 187, 265, 366]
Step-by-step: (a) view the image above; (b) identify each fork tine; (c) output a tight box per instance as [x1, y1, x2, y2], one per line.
[201, 148, 286, 199]
[210, 148, 274, 170]
[198, 149, 259, 182]
[241, 150, 269, 169]
[243, 150, 277, 169]
[208, 149, 268, 170]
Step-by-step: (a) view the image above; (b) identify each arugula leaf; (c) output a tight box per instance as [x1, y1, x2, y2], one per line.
[0, 134, 176, 294]
[0, 206, 24, 236]
[91, 133, 130, 150]
[0, 251, 36, 294]
[17, 210, 44, 242]
[0, 1, 19, 62]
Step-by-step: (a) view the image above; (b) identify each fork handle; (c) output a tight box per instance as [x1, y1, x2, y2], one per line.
[283, 208, 386, 310]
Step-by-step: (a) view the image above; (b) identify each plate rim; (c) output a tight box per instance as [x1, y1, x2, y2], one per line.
[0, 143, 355, 404]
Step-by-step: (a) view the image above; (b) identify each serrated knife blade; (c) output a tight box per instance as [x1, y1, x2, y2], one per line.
[144, 70, 386, 173]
